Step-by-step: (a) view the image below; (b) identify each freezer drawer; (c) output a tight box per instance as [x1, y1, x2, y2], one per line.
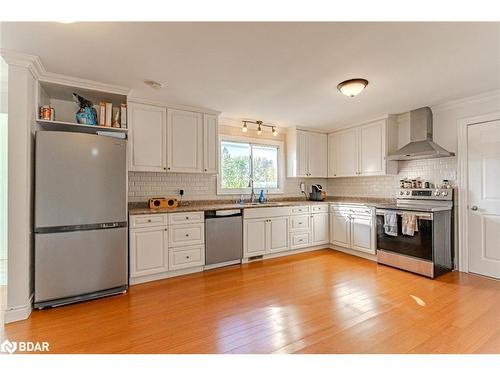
[35, 227, 127, 305]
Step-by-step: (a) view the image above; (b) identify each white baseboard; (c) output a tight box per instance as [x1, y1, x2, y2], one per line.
[4, 294, 33, 324]
[328, 244, 377, 262]
[242, 244, 329, 263]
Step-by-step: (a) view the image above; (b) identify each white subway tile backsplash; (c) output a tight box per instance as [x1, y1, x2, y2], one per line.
[128, 172, 326, 202]
[327, 157, 457, 198]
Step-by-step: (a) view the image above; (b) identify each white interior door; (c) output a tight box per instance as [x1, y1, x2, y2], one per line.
[467, 120, 500, 279]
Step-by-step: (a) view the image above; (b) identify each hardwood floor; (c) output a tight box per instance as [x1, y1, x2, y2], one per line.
[1, 249, 499, 354]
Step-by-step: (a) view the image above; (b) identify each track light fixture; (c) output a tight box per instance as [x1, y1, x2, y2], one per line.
[241, 120, 278, 136]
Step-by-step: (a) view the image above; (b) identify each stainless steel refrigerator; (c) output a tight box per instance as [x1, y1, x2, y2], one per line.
[34, 131, 128, 308]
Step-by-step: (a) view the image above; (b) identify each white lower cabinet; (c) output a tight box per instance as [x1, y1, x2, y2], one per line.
[243, 216, 289, 256]
[244, 218, 267, 256]
[129, 212, 205, 283]
[169, 244, 205, 271]
[267, 217, 289, 253]
[129, 225, 169, 278]
[350, 215, 374, 253]
[330, 212, 351, 248]
[290, 231, 310, 249]
[330, 204, 376, 254]
[311, 212, 329, 245]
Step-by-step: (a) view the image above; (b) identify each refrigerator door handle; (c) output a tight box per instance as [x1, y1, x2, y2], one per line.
[101, 222, 119, 229]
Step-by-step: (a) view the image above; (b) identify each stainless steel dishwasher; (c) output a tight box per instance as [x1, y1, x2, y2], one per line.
[205, 209, 243, 269]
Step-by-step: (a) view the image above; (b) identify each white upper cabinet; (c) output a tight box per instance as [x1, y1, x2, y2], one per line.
[287, 128, 327, 178]
[128, 102, 167, 172]
[308, 131, 328, 178]
[328, 117, 398, 178]
[359, 120, 388, 176]
[167, 109, 203, 173]
[128, 102, 218, 174]
[329, 128, 358, 177]
[203, 114, 218, 174]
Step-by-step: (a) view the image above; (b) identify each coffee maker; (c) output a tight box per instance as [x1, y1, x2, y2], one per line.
[309, 184, 326, 201]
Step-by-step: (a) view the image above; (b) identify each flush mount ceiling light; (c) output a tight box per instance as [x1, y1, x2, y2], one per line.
[241, 120, 278, 136]
[337, 78, 369, 97]
[144, 80, 164, 90]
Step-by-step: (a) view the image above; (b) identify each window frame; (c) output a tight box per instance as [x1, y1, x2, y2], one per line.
[217, 134, 285, 195]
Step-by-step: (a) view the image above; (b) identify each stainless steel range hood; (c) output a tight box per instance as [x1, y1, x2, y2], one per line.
[387, 107, 455, 161]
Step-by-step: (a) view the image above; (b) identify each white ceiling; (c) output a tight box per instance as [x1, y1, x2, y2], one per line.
[2, 22, 500, 129]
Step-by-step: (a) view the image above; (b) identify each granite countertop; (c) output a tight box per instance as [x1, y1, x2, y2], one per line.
[128, 196, 393, 215]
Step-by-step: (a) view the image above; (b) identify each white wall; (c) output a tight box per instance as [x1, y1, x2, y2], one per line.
[5, 64, 36, 323]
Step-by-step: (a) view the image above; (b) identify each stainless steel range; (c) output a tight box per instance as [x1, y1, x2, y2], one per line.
[375, 188, 453, 278]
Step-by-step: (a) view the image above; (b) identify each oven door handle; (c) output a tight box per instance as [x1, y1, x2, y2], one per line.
[375, 209, 433, 220]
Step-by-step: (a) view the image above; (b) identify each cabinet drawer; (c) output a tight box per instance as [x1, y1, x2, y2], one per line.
[290, 232, 310, 249]
[330, 204, 373, 216]
[290, 206, 310, 215]
[169, 211, 204, 225]
[130, 214, 168, 228]
[290, 215, 310, 231]
[169, 244, 205, 270]
[169, 223, 204, 247]
[311, 205, 329, 213]
[244, 206, 291, 219]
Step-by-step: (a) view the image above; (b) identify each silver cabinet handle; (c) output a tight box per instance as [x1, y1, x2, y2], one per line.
[471, 206, 478, 211]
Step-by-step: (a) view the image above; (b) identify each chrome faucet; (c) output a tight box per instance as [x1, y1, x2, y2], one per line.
[248, 178, 256, 203]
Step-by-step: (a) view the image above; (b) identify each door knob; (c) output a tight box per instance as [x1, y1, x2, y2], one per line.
[471, 206, 478, 211]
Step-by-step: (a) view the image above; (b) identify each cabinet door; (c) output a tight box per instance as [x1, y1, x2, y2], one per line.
[167, 109, 203, 173]
[203, 114, 218, 174]
[327, 133, 336, 177]
[267, 217, 289, 253]
[333, 129, 358, 177]
[351, 215, 375, 254]
[296, 130, 309, 177]
[128, 102, 167, 172]
[308, 132, 328, 177]
[129, 226, 168, 277]
[311, 213, 329, 245]
[330, 212, 351, 248]
[244, 219, 266, 257]
[359, 120, 385, 176]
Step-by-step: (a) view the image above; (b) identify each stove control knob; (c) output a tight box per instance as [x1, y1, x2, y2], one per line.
[400, 191, 405, 195]
[441, 191, 448, 196]
[405, 191, 411, 195]
[434, 191, 441, 196]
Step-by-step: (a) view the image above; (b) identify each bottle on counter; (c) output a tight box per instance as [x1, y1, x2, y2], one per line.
[258, 190, 265, 204]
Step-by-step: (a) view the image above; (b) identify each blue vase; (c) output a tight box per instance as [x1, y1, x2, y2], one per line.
[76, 107, 98, 125]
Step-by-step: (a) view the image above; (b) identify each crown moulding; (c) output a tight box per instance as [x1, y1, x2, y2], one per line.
[0, 48, 130, 96]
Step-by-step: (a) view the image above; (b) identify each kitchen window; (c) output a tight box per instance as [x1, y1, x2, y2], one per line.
[217, 136, 284, 195]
